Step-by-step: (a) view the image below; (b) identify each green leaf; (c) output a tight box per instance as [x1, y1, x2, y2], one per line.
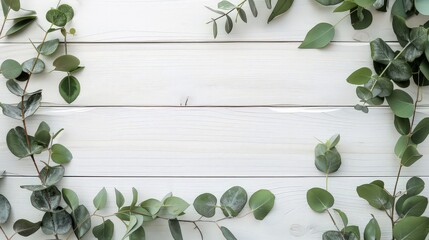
[333, 209, 348, 227]
[347, 67, 372, 85]
[62, 188, 79, 210]
[193, 193, 217, 218]
[53, 55, 80, 72]
[114, 188, 125, 209]
[58, 4, 74, 22]
[51, 144, 73, 164]
[322, 231, 343, 240]
[415, 0, 429, 15]
[5, 16, 36, 36]
[41, 208, 72, 235]
[1, 59, 22, 79]
[248, 0, 258, 17]
[364, 216, 381, 240]
[306, 188, 334, 213]
[30, 186, 61, 212]
[327, 134, 340, 149]
[393, 217, 429, 240]
[401, 145, 422, 167]
[299, 23, 335, 49]
[13, 219, 41, 237]
[1, 0, 8, 17]
[129, 227, 145, 240]
[370, 38, 394, 65]
[168, 219, 183, 240]
[387, 59, 412, 82]
[131, 187, 138, 207]
[0, 194, 11, 224]
[343, 225, 360, 239]
[407, 177, 425, 196]
[46, 9, 67, 27]
[218, 1, 235, 10]
[39, 165, 64, 187]
[93, 187, 108, 210]
[249, 189, 275, 220]
[265, 0, 272, 9]
[93, 220, 114, 240]
[350, 7, 372, 30]
[267, 0, 294, 23]
[122, 215, 144, 240]
[140, 198, 162, 216]
[356, 86, 373, 101]
[6, 126, 43, 158]
[386, 90, 414, 118]
[353, 0, 376, 8]
[392, 15, 409, 47]
[400, 196, 428, 217]
[394, 116, 411, 135]
[315, 0, 343, 6]
[220, 186, 248, 217]
[356, 184, 392, 210]
[22, 58, 44, 74]
[212, 20, 218, 38]
[334, 1, 357, 12]
[71, 205, 91, 238]
[394, 135, 412, 158]
[315, 148, 341, 174]
[220, 226, 237, 240]
[37, 39, 60, 56]
[158, 196, 190, 219]
[411, 118, 429, 144]
[225, 15, 233, 34]
[59, 75, 80, 104]
[237, 8, 247, 23]
[4, 0, 19, 11]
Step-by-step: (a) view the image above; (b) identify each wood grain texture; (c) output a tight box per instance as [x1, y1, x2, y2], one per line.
[1, 42, 424, 106]
[0, 176, 425, 240]
[2, 0, 426, 43]
[1, 107, 428, 177]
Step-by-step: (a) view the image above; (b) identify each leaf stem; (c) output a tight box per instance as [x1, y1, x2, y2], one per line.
[333, 8, 358, 28]
[0, 8, 10, 38]
[326, 209, 344, 239]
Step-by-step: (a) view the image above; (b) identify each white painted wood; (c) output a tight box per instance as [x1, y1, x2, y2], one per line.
[2, 0, 426, 43]
[0, 176, 425, 240]
[2, 107, 429, 177]
[1, 43, 424, 106]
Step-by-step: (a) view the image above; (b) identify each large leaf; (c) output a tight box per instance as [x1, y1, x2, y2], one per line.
[59, 75, 80, 104]
[411, 118, 429, 144]
[13, 219, 41, 237]
[140, 198, 162, 216]
[220, 186, 248, 217]
[168, 219, 183, 240]
[406, 177, 425, 196]
[41, 208, 72, 235]
[1, 59, 22, 79]
[22, 58, 45, 74]
[0, 194, 11, 224]
[249, 189, 275, 220]
[267, 0, 294, 23]
[53, 55, 80, 72]
[4, 0, 19, 11]
[158, 196, 190, 219]
[356, 184, 392, 210]
[347, 67, 372, 85]
[37, 39, 60, 56]
[193, 193, 217, 218]
[93, 187, 108, 210]
[220, 226, 237, 240]
[306, 188, 334, 213]
[364, 216, 381, 240]
[39, 165, 65, 187]
[393, 217, 429, 240]
[370, 38, 394, 65]
[30, 186, 61, 212]
[299, 23, 335, 49]
[6, 127, 44, 158]
[51, 144, 73, 164]
[400, 196, 428, 217]
[93, 220, 114, 240]
[386, 90, 414, 118]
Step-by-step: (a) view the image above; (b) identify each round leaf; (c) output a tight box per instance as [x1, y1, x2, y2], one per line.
[46, 9, 67, 27]
[1, 59, 22, 79]
[53, 55, 80, 72]
[40, 165, 65, 187]
[407, 177, 425, 196]
[0, 194, 11, 224]
[57, 4, 74, 22]
[364, 217, 381, 240]
[356, 184, 392, 210]
[249, 189, 275, 220]
[393, 216, 429, 240]
[306, 188, 334, 213]
[51, 144, 73, 164]
[347, 67, 372, 85]
[220, 186, 247, 217]
[193, 193, 217, 218]
[41, 208, 72, 235]
[386, 89, 414, 118]
[30, 186, 61, 212]
[37, 39, 60, 56]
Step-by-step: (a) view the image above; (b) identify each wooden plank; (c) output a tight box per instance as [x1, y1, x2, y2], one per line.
[2, 0, 424, 43]
[0, 176, 425, 239]
[2, 107, 428, 177]
[1, 43, 423, 106]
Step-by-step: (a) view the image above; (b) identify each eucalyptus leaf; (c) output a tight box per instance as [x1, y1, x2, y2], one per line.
[386, 89, 414, 118]
[356, 184, 392, 210]
[401, 145, 422, 167]
[53, 55, 80, 72]
[220, 226, 237, 240]
[62, 188, 79, 210]
[299, 23, 335, 49]
[39, 165, 65, 187]
[249, 189, 275, 220]
[364, 216, 381, 240]
[57, 4, 74, 22]
[393, 216, 429, 240]
[322, 231, 343, 240]
[394, 116, 411, 135]
[5, 16, 36, 36]
[248, 0, 258, 17]
[193, 193, 217, 218]
[267, 0, 294, 23]
[411, 118, 429, 144]
[37, 39, 60, 56]
[41, 208, 72, 235]
[6, 126, 44, 158]
[218, 1, 235, 10]
[306, 188, 334, 213]
[350, 7, 372, 30]
[30, 186, 61, 212]
[315, 0, 343, 6]
[93, 220, 114, 240]
[225, 15, 233, 34]
[400, 196, 428, 217]
[220, 186, 247, 217]
[131, 187, 138, 207]
[140, 198, 162, 216]
[370, 38, 394, 65]
[212, 20, 218, 38]
[51, 144, 73, 164]
[237, 8, 247, 23]
[59, 75, 80, 104]
[4, 0, 19, 11]
[93, 187, 108, 210]
[0, 194, 11, 224]
[13, 219, 41, 237]
[334, 1, 357, 12]
[158, 196, 190, 219]
[387, 60, 412, 82]
[21, 58, 44, 74]
[1, 59, 22, 80]
[265, 0, 272, 9]
[122, 215, 144, 240]
[71, 205, 91, 238]
[115, 188, 125, 209]
[347, 67, 372, 85]
[46, 9, 67, 27]
[406, 177, 425, 196]
[168, 219, 183, 240]
[129, 227, 145, 240]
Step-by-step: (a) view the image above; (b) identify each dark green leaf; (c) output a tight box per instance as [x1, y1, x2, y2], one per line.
[71, 205, 91, 238]
[364, 216, 381, 240]
[46, 9, 67, 27]
[62, 188, 79, 210]
[193, 193, 217, 218]
[407, 177, 425, 196]
[4, 0, 19, 11]
[248, 0, 258, 17]
[0, 194, 11, 224]
[212, 20, 218, 38]
[392, 15, 409, 47]
[401, 145, 422, 167]
[5, 16, 36, 36]
[59, 75, 80, 104]
[350, 7, 372, 30]
[129, 227, 145, 240]
[93, 187, 107, 210]
[220, 226, 237, 240]
[51, 144, 73, 164]
[370, 38, 394, 65]
[93, 220, 114, 240]
[333, 209, 348, 227]
[393, 217, 429, 240]
[57, 4, 74, 22]
[357, 184, 392, 210]
[400, 196, 428, 217]
[34, 121, 50, 148]
[6, 126, 44, 158]
[237, 8, 247, 23]
[220, 186, 247, 217]
[299, 23, 335, 49]
[387, 60, 412, 82]
[411, 118, 429, 144]
[1, 59, 22, 79]
[343, 225, 360, 240]
[114, 188, 125, 209]
[267, 0, 294, 23]
[394, 135, 412, 158]
[168, 219, 183, 240]
[347, 67, 372, 85]
[41, 208, 72, 235]
[53, 55, 80, 72]
[249, 189, 275, 220]
[39, 165, 64, 187]
[13, 219, 41, 236]
[225, 15, 233, 34]
[31, 186, 61, 212]
[306, 188, 334, 213]
[315, 148, 341, 174]
[394, 116, 411, 135]
[386, 89, 414, 118]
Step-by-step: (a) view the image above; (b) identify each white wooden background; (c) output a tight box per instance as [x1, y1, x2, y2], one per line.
[1, 0, 428, 239]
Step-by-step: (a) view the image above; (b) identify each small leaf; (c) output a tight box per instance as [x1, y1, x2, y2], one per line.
[356, 86, 373, 101]
[93, 220, 114, 240]
[22, 58, 45, 74]
[51, 144, 73, 164]
[237, 8, 247, 23]
[249, 189, 275, 220]
[0, 194, 11, 224]
[193, 193, 217, 218]
[220, 226, 237, 240]
[394, 116, 411, 135]
[158, 196, 190, 219]
[1, 59, 22, 79]
[13, 219, 41, 237]
[122, 215, 144, 239]
[168, 219, 183, 240]
[333, 209, 348, 227]
[59, 75, 80, 104]
[220, 186, 247, 217]
[37, 39, 60, 56]
[401, 145, 422, 167]
[46, 9, 67, 27]
[7, 126, 43, 158]
[268, 0, 294, 23]
[57, 4, 74, 22]
[343, 225, 360, 239]
[386, 89, 414, 118]
[5, 16, 36, 36]
[225, 15, 233, 34]
[115, 188, 125, 209]
[393, 216, 429, 240]
[140, 198, 162, 216]
[364, 216, 381, 240]
[299, 23, 335, 49]
[347, 67, 372, 85]
[93, 187, 108, 210]
[306, 188, 334, 213]
[62, 188, 79, 210]
[53, 55, 80, 72]
[218, 0, 235, 10]
[212, 20, 218, 38]
[265, 0, 272, 9]
[411, 118, 429, 144]
[407, 177, 425, 196]
[248, 0, 258, 17]
[131, 187, 138, 207]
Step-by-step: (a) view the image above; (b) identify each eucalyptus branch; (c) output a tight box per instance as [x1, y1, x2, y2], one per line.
[206, 0, 247, 24]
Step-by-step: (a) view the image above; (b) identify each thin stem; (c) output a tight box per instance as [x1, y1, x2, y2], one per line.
[325, 173, 329, 191]
[193, 222, 204, 240]
[326, 209, 344, 239]
[64, 33, 68, 55]
[0, 9, 10, 37]
[206, 0, 247, 24]
[0, 226, 9, 240]
[333, 8, 358, 28]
